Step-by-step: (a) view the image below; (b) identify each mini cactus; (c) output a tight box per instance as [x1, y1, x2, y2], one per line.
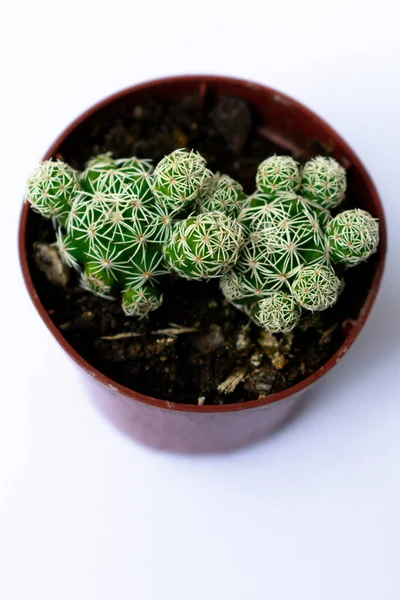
[80, 261, 115, 300]
[152, 148, 211, 211]
[165, 211, 243, 280]
[26, 160, 79, 225]
[198, 173, 246, 218]
[327, 208, 379, 266]
[122, 284, 163, 317]
[256, 155, 301, 196]
[250, 292, 301, 333]
[300, 156, 346, 209]
[25, 149, 379, 334]
[292, 265, 341, 311]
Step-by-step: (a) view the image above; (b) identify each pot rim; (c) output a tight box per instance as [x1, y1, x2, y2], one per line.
[18, 74, 387, 413]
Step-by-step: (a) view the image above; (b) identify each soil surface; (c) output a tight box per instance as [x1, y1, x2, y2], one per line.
[27, 91, 375, 405]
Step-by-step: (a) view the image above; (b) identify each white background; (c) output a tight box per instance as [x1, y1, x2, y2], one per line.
[1, 1, 400, 599]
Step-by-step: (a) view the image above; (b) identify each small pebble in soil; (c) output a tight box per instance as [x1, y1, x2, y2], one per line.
[243, 368, 276, 397]
[236, 327, 251, 353]
[190, 324, 225, 355]
[33, 242, 69, 288]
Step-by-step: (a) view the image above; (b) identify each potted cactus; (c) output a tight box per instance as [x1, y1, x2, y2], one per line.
[19, 76, 386, 452]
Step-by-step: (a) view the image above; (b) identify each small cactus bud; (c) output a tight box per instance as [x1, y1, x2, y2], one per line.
[152, 149, 211, 211]
[292, 265, 341, 311]
[122, 284, 163, 317]
[25, 160, 79, 225]
[81, 154, 153, 197]
[198, 173, 246, 218]
[164, 211, 243, 280]
[250, 292, 301, 333]
[256, 155, 301, 196]
[80, 261, 115, 299]
[220, 269, 254, 304]
[327, 208, 379, 266]
[300, 156, 346, 209]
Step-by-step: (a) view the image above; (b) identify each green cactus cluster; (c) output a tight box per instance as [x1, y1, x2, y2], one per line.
[25, 150, 379, 332]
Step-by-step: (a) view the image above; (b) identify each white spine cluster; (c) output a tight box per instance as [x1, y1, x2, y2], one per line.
[165, 211, 244, 280]
[251, 292, 301, 333]
[292, 265, 341, 311]
[198, 173, 245, 218]
[79, 271, 114, 300]
[256, 155, 301, 196]
[300, 156, 346, 209]
[152, 149, 211, 210]
[327, 208, 379, 266]
[122, 285, 162, 317]
[123, 245, 167, 289]
[219, 270, 250, 303]
[26, 160, 79, 222]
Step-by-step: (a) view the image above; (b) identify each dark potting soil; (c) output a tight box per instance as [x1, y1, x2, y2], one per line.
[27, 91, 376, 405]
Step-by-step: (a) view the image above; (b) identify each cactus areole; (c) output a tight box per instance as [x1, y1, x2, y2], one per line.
[26, 151, 379, 334]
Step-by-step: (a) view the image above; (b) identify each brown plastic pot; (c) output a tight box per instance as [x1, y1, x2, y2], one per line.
[19, 75, 387, 453]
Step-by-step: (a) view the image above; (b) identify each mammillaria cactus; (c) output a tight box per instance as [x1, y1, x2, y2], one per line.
[25, 148, 379, 333]
[250, 292, 301, 333]
[327, 209, 379, 266]
[300, 156, 346, 209]
[198, 173, 246, 218]
[164, 211, 243, 279]
[291, 265, 341, 311]
[26, 160, 79, 225]
[151, 148, 211, 211]
[220, 155, 378, 333]
[27, 154, 176, 317]
[122, 284, 163, 317]
[256, 155, 301, 197]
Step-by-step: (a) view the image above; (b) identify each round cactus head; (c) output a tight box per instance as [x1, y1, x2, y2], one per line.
[25, 160, 79, 225]
[220, 269, 256, 305]
[300, 156, 346, 209]
[292, 265, 341, 311]
[122, 284, 163, 318]
[327, 208, 379, 266]
[152, 149, 211, 211]
[256, 155, 301, 197]
[164, 211, 243, 280]
[80, 154, 153, 197]
[80, 260, 115, 299]
[250, 292, 301, 333]
[198, 173, 246, 218]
